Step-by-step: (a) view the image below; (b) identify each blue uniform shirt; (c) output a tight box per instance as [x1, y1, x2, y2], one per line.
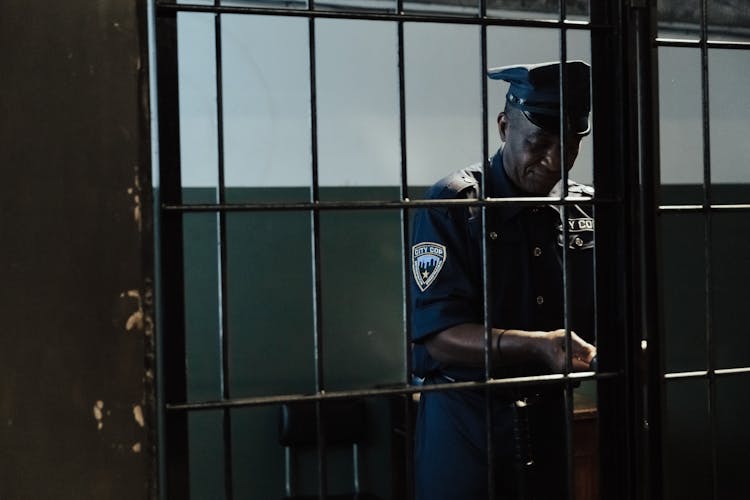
[410, 148, 595, 382]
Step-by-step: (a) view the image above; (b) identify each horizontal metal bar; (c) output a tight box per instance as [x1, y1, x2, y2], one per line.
[156, 1, 612, 29]
[658, 204, 750, 213]
[663, 370, 708, 380]
[655, 37, 750, 50]
[716, 367, 750, 376]
[664, 366, 750, 380]
[162, 195, 619, 213]
[165, 370, 616, 411]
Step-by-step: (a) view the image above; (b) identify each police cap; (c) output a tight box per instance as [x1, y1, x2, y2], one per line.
[487, 60, 591, 135]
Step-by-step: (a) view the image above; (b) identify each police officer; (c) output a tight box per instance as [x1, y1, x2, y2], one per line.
[410, 61, 598, 500]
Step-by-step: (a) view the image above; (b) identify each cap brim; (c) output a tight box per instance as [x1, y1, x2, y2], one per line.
[523, 111, 591, 136]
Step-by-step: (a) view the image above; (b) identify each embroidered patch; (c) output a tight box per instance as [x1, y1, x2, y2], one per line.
[412, 242, 447, 292]
[556, 205, 595, 250]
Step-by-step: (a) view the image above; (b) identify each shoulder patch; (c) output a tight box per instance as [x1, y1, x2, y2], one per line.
[412, 242, 447, 292]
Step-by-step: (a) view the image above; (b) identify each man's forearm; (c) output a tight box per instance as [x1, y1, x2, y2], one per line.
[423, 323, 596, 372]
[423, 323, 544, 367]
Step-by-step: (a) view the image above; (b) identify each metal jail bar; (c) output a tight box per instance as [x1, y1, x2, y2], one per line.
[166, 371, 611, 412]
[155, 7, 191, 500]
[154, 0, 645, 499]
[211, 6, 236, 499]
[305, 1, 332, 495]
[555, 3, 577, 498]
[395, 0, 415, 495]
[631, 2, 662, 497]
[157, 2, 612, 28]
[698, 2, 719, 498]
[477, 0, 494, 496]
[162, 196, 612, 212]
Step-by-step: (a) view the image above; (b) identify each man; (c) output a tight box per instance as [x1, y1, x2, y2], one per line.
[410, 61, 598, 499]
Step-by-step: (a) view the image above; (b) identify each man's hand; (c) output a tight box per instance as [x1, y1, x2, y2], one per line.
[538, 329, 597, 372]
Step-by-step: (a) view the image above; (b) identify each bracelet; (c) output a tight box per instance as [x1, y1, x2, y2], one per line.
[494, 329, 507, 362]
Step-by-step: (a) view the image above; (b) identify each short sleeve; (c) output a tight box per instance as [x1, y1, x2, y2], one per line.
[410, 204, 482, 342]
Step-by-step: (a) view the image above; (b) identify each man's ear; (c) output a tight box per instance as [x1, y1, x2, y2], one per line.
[497, 111, 509, 141]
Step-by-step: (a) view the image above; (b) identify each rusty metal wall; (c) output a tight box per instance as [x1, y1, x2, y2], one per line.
[0, 1, 155, 499]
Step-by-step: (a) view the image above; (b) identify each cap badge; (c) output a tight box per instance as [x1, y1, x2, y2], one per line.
[412, 242, 447, 292]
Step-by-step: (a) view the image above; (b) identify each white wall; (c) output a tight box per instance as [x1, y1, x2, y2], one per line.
[659, 46, 750, 184]
[171, 12, 750, 188]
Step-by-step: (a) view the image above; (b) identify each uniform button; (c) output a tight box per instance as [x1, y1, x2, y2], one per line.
[574, 237, 584, 247]
[489, 231, 498, 240]
[536, 295, 544, 305]
[533, 247, 542, 257]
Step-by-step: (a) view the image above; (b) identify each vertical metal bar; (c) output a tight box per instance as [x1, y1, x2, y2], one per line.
[478, 0, 494, 498]
[352, 443, 361, 494]
[306, 5, 328, 498]
[396, 3, 415, 498]
[558, 5, 570, 369]
[284, 447, 293, 497]
[637, 17, 652, 498]
[632, 2, 664, 498]
[213, 6, 235, 500]
[557, 2, 575, 499]
[558, 3, 569, 197]
[478, 0, 490, 379]
[699, 1, 718, 498]
[479, 0, 490, 385]
[591, 1, 638, 499]
[155, 5, 191, 499]
[397, 0, 409, 397]
[147, 0, 168, 497]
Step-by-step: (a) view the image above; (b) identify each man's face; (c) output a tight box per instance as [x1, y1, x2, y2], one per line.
[498, 109, 583, 195]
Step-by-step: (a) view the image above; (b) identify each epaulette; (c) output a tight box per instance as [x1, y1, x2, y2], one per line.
[548, 179, 594, 198]
[568, 181, 594, 197]
[444, 166, 483, 218]
[425, 165, 483, 217]
[446, 175, 479, 198]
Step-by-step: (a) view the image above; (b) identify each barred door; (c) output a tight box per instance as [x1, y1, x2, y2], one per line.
[152, 0, 750, 498]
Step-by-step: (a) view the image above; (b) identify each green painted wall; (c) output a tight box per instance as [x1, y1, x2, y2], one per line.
[181, 187, 406, 499]
[660, 185, 750, 499]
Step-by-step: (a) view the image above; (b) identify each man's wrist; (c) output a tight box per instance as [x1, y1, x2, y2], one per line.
[493, 328, 507, 364]
[494, 329, 548, 366]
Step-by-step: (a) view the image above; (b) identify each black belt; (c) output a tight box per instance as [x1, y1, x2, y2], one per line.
[423, 373, 561, 405]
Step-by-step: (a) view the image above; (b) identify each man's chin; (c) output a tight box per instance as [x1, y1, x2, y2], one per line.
[522, 171, 559, 196]
[524, 179, 557, 196]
